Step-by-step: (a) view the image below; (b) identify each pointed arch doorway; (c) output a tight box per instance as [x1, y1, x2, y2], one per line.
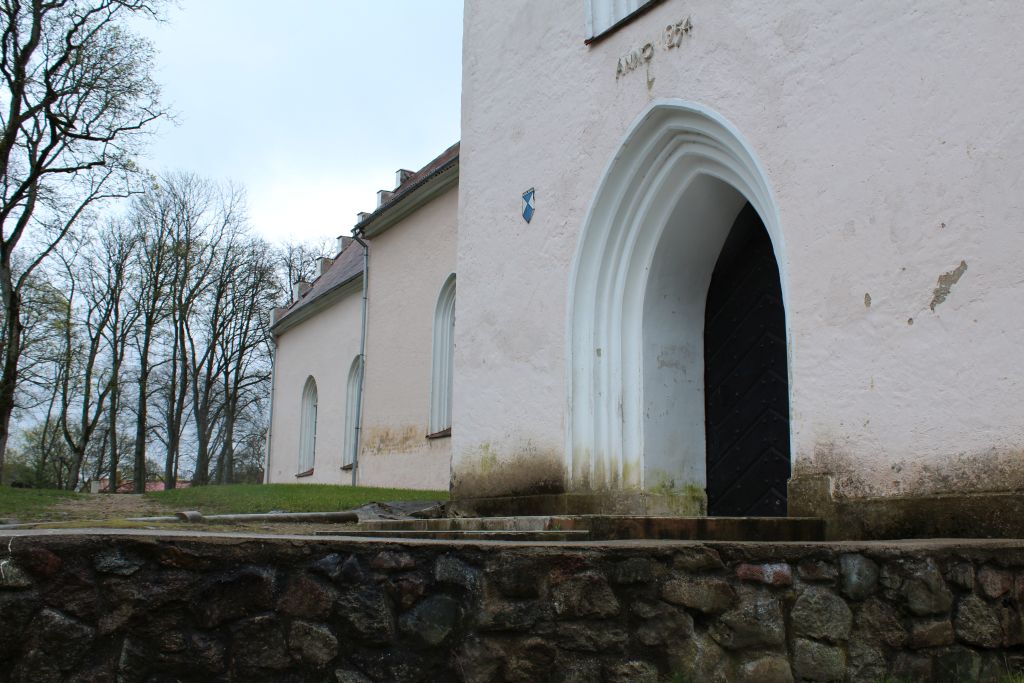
[567, 101, 791, 516]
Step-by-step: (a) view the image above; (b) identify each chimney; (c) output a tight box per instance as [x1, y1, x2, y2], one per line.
[376, 189, 394, 208]
[318, 257, 335, 276]
[395, 169, 414, 188]
[336, 235, 353, 253]
[271, 307, 289, 326]
[357, 211, 372, 224]
[291, 280, 312, 302]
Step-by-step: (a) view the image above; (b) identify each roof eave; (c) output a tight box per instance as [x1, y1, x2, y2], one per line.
[354, 160, 459, 239]
[270, 272, 363, 337]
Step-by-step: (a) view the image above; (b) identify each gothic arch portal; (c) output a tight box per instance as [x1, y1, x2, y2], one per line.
[566, 100, 790, 513]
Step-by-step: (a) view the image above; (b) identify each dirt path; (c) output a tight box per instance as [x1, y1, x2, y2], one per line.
[11, 494, 358, 536]
[7, 494, 428, 536]
[45, 494, 177, 521]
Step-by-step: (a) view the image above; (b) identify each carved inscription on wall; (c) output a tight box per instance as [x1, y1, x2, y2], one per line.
[616, 17, 693, 79]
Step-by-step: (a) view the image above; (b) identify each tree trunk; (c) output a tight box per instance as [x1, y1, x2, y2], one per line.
[220, 406, 235, 485]
[67, 444, 85, 491]
[108, 365, 120, 493]
[132, 346, 148, 493]
[194, 435, 209, 486]
[162, 316, 182, 489]
[0, 260, 22, 484]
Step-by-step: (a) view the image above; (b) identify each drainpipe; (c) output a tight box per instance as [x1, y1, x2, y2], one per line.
[350, 230, 370, 486]
[263, 338, 278, 484]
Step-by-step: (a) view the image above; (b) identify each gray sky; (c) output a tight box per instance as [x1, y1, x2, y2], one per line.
[136, 1, 463, 245]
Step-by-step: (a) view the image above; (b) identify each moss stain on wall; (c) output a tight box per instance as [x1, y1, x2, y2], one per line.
[452, 442, 566, 499]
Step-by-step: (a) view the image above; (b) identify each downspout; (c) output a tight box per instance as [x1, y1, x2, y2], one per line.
[263, 336, 278, 483]
[350, 230, 369, 486]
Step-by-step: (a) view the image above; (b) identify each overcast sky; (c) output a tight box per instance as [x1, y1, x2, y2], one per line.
[135, 1, 463, 245]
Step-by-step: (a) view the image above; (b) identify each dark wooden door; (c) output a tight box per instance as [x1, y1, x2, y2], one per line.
[704, 203, 790, 517]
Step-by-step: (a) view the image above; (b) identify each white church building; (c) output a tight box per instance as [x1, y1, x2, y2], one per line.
[265, 144, 458, 491]
[267, 1, 1024, 538]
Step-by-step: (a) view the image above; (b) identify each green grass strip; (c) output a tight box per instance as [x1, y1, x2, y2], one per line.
[0, 486, 80, 522]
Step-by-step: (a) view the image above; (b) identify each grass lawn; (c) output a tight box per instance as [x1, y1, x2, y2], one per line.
[147, 483, 447, 515]
[0, 486, 80, 522]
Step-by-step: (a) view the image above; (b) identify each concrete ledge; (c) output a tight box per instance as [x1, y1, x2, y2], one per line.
[357, 514, 826, 542]
[450, 490, 706, 517]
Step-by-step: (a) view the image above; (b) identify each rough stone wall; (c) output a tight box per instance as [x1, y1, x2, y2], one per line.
[2, 533, 1024, 682]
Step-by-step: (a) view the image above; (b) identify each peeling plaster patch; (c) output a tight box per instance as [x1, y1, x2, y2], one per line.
[929, 260, 968, 311]
[364, 425, 422, 455]
[863, 293, 871, 308]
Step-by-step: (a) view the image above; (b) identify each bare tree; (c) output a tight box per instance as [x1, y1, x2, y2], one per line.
[213, 236, 278, 484]
[187, 230, 235, 485]
[0, 0, 166, 482]
[57, 220, 136, 488]
[126, 173, 175, 492]
[278, 238, 333, 292]
[141, 174, 238, 486]
[101, 221, 139, 490]
[5, 265, 68, 411]
[8, 173, 288, 490]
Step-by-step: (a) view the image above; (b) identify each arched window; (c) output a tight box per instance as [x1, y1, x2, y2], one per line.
[298, 376, 318, 474]
[429, 274, 456, 435]
[343, 356, 362, 468]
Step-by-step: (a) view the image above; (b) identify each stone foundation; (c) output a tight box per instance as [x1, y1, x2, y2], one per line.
[3, 531, 1024, 681]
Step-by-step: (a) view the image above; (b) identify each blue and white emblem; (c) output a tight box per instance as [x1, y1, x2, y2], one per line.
[522, 187, 535, 224]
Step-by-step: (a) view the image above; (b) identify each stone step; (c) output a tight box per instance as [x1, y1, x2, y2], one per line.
[355, 515, 825, 542]
[359, 516, 552, 532]
[314, 529, 592, 542]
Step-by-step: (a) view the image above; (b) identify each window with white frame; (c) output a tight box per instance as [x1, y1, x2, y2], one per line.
[429, 274, 456, 435]
[298, 376, 318, 474]
[585, 0, 658, 42]
[343, 356, 362, 468]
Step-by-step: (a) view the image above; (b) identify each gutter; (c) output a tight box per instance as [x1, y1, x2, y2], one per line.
[263, 342, 277, 483]
[350, 230, 370, 486]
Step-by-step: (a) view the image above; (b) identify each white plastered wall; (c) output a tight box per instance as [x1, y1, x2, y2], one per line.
[455, 0, 1024, 501]
[358, 187, 458, 491]
[267, 286, 362, 484]
[640, 176, 749, 492]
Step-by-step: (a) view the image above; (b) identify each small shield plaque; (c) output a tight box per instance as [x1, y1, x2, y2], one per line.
[522, 187, 535, 224]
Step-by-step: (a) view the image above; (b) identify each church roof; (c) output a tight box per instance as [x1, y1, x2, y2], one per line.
[355, 141, 460, 237]
[271, 240, 364, 334]
[271, 141, 460, 335]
